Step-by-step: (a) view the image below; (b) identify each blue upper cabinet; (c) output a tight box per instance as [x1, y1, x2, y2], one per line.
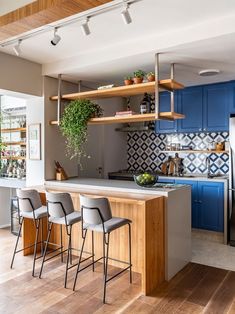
[178, 87, 203, 133]
[203, 83, 232, 132]
[198, 181, 224, 232]
[155, 92, 177, 133]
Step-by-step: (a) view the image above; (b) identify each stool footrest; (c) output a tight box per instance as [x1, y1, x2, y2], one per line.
[106, 265, 131, 283]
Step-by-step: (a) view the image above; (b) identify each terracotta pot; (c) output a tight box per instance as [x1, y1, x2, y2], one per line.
[133, 77, 143, 84]
[147, 75, 155, 82]
[124, 79, 134, 86]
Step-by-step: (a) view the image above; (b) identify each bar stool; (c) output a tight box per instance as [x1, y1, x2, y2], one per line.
[39, 192, 82, 288]
[10, 189, 48, 277]
[73, 195, 132, 303]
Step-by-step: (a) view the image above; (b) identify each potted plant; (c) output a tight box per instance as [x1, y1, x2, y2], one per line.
[60, 99, 103, 165]
[133, 70, 146, 84]
[124, 75, 133, 86]
[147, 71, 155, 82]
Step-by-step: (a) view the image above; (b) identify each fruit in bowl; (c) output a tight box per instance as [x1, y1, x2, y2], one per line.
[134, 173, 158, 188]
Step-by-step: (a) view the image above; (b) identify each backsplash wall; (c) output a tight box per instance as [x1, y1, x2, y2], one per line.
[127, 131, 229, 175]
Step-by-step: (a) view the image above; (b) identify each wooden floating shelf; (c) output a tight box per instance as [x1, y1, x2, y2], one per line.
[3, 142, 26, 146]
[50, 112, 185, 126]
[50, 80, 184, 101]
[1, 156, 26, 160]
[1, 128, 26, 133]
[163, 150, 229, 154]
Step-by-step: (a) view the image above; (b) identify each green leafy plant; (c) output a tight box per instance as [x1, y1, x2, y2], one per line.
[60, 99, 103, 164]
[147, 71, 155, 77]
[124, 75, 133, 80]
[133, 70, 146, 78]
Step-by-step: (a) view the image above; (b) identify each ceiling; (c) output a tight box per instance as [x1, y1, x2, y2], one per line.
[1, 0, 235, 86]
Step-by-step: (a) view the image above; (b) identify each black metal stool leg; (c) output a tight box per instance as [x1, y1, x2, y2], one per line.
[32, 219, 40, 277]
[73, 229, 87, 291]
[60, 225, 63, 262]
[10, 217, 23, 269]
[128, 223, 132, 283]
[103, 233, 110, 304]
[40, 219, 44, 256]
[64, 225, 72, 288]
[92, 231, 95, 272]
[39, 222, 53, 278]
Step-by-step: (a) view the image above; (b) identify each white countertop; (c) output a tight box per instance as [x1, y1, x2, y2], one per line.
[158, 174, 229, 183]
[0, 178, 26, 189]
[45, 178, 190, 196]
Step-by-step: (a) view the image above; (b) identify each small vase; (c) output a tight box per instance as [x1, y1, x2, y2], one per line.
[147, 75, 155, 82]
[124, 79, 134, 86]
[133, 77, 143, 84]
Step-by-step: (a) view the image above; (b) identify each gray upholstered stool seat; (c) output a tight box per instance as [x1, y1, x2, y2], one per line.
[84, 217, 131, 233]
[21, 206, 47, 219]
[49, 211, 81, 225]
[10, 189, 48, 277]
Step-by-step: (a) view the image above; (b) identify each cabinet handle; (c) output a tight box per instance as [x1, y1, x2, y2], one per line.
[199, 128, 202, 131]
[198, 200, 202, 204]
[203, 128, 206, 131]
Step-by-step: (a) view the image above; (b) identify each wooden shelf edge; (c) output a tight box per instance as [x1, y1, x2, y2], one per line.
[163, 150, 229, 154]
[1, 127, 26, 132]
[49, 112, 185, 126]
[1, 156, 26, 160]
[50, 79, 184, 101]
[3, 142, 26, 146]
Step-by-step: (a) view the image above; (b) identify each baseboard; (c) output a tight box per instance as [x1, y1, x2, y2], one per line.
[0, 224, 10, 229]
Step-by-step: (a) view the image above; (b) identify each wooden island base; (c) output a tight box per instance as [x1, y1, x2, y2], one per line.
[23, 189, 165, 295]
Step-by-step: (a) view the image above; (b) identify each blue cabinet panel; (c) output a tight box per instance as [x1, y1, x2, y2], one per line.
[155, 92, 177, 133]
[198, 181, 224, 232]
[175, 180, 199, 228]
[203, 83, 232, 132]
[178, 87, 203, 133]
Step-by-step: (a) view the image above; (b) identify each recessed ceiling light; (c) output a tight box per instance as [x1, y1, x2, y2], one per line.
[198, 69, 220, 77]
[13, 39, 22, 56]
[51, 28, 61, 46]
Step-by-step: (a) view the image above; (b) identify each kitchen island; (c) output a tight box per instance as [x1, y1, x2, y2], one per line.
[25, 178, 191, 295]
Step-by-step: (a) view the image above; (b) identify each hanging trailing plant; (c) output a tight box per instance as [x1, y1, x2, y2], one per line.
[60, 99, 103, 163]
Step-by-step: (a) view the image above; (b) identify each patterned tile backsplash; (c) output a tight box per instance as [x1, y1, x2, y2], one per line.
[127, 131, 229, 175]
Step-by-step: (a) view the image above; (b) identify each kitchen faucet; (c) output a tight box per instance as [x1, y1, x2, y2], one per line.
[206, 156, 213, 178]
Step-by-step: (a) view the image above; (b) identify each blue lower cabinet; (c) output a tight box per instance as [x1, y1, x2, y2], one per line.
[198, 181, 224, 232]
[175, 180, 199, 228]
[157, 178, 175, 183]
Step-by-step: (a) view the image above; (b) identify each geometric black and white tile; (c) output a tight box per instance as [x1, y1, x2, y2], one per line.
[127, 131, 229, 175]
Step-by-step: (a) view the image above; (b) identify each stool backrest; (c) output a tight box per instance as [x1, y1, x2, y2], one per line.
[46, 192, 74, 218]
[79, 195, 112, 225]
[16, 189, 42, 212]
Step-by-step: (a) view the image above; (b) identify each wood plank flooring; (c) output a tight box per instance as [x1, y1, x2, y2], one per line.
[1, 228, 235, 313]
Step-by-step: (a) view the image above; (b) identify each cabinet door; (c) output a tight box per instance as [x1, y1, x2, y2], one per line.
[203, 83, 232, 132]
[178, 87, 203, 133]
[155, 92, 177, 134]
[198, 181, 224, 232]
[175, 180, 199, 228]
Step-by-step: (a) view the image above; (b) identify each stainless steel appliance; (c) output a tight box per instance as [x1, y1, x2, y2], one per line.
[229, 114, 235, 245]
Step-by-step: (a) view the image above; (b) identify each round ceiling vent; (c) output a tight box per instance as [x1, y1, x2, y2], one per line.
[198, 69, 220, 77]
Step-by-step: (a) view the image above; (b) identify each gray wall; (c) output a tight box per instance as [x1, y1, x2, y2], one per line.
[26, 97, 45, 186]
[0, 52, 42, 96]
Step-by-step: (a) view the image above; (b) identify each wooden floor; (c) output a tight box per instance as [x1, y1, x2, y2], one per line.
[1, 228, 235, 314]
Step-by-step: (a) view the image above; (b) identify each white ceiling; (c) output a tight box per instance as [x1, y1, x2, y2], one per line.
[1, 0, 235, 86]
[0, 0, 34, 16]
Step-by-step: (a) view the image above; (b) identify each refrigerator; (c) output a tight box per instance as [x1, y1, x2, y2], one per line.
[229, 114, 235, 245]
